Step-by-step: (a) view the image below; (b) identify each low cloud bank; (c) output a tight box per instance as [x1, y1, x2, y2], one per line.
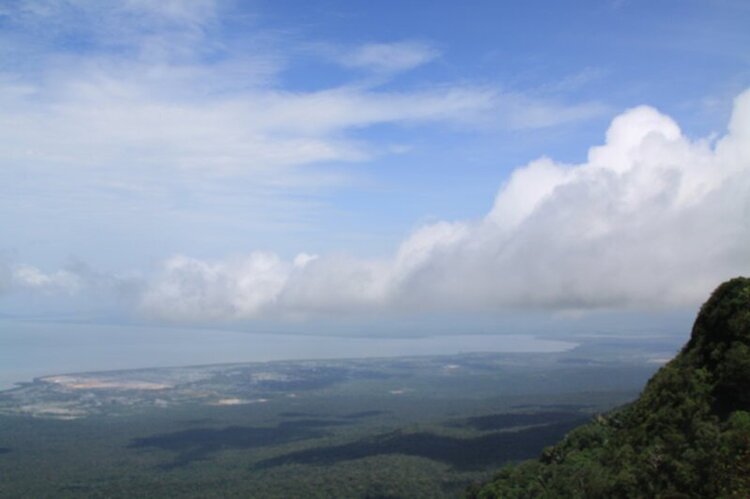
[139, 90, 750, 322]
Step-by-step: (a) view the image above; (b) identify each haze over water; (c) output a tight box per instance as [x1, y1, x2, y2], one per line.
[0, 321, 575, 390]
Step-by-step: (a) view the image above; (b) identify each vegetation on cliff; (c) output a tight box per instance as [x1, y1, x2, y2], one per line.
[469, 277, 750, 498]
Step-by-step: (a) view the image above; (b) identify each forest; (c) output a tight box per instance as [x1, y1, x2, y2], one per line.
[470, 277, 750, 498]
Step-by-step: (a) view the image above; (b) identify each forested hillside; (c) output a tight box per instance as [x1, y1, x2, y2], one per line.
[469, 277, 750, 498]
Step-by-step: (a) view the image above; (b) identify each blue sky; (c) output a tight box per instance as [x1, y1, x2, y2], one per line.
[1, 0, 749, 335]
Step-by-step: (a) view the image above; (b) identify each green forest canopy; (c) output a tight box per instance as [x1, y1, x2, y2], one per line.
[470, 277, 750, 498]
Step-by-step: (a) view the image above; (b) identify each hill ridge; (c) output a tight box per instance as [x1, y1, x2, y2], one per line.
[469, 277, 750, 498]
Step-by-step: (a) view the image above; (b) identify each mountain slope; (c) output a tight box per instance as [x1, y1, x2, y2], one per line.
[469, 277, 750, 498]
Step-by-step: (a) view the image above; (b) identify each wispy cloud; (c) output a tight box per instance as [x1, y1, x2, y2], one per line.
[0, 1, 603, 185]
[333, 41, 441, 74]
[11, 265, 83, 294]
[0, 63, 503, 183]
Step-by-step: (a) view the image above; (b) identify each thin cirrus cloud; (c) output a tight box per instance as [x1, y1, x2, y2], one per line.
[0, 0, 606, 187]
[331, 41, 441, 74]
[0, 63, 597, 181]
[137, 89, 750, 322]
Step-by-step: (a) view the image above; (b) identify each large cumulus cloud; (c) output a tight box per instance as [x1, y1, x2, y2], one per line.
[138, 89, 750, 322]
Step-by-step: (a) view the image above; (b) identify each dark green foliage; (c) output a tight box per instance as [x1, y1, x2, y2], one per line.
[470, 277, 750, 498]
[129, 419, 352, 469]
[450, 412, 585, 432]
[0, 351, 656, 499]
[254, 417, 587, 471]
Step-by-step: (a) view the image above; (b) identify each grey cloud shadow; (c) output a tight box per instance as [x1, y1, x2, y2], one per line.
[255, 417, 588, 471]
[129, 418, 350, 470]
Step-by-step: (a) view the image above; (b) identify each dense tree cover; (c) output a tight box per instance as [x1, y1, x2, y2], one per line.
[469, 277, 750, 498]
[0, 359, 650, 499]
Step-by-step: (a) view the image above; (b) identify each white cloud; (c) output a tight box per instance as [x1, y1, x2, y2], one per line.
[500, 93, 608, 129]
[138, 88, 750, 322]
[0, 1, 604, 193]
[0, 49, 495, 188]
[2, 0, 219, 54]
[335, 41, 440, 73]
[1, 61, 589, 185]
[293, 253, 319, 268]
[11, 265, 83, 294]
[1, 1, 699, 324]
[140, 253, 291, 321]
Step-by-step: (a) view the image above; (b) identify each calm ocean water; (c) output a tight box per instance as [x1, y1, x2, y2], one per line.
[0, 321, 576, 390]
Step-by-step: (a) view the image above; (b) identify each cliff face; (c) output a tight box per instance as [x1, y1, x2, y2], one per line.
[470, 277, 750, 498]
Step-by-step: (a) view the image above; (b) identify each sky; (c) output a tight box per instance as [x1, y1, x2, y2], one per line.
[1, 0, 750, 339]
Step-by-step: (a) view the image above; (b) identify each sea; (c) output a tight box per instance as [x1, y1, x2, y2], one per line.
[0, 320, 576, 390]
